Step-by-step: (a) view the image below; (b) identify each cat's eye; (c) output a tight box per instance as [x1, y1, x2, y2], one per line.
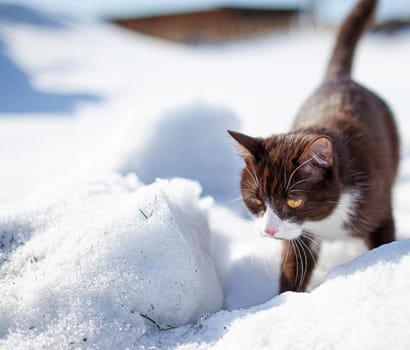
[287, 198, 304, 209]
[250, 197, 263, 206]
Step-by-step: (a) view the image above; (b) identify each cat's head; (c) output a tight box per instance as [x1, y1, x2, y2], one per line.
[228, 130, 340, 240]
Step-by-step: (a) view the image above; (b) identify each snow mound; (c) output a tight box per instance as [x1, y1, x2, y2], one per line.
[141, 240, 410, 350]
[0, 176, 223, 348]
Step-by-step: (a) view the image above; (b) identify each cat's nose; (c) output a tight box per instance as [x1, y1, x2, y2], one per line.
[264, 228, 278, 236]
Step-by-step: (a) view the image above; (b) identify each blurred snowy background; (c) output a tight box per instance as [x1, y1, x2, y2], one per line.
[1, 0, 410, 348]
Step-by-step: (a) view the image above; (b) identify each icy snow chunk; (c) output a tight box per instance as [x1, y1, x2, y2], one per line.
[0, 177, 223, 348]
[109, 178, 224, 326]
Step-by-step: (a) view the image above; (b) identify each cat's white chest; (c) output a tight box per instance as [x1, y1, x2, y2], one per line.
[303, 191, 359, 241]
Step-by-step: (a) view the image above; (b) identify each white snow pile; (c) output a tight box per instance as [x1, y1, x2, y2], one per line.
[0, 176, 223, 348]
[140, 239, 410, 350]
[1, 173, 410, 349]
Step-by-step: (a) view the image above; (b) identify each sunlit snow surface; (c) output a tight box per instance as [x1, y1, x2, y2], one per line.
[1, 5, 410, 349]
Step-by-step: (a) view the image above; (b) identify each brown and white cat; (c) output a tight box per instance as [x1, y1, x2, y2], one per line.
[228, 0, 399, 293]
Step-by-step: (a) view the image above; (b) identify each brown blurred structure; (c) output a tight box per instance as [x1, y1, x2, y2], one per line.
[112, 7, 302, 43]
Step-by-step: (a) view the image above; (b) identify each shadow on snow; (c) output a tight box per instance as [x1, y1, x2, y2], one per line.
[0, 5, 102, 114]
[119, 103, 246, 213]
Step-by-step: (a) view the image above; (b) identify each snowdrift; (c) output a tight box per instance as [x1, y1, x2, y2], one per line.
[0, 176, 223, 348]
[1, 175, 409, 349]
[142, 239, 410, 350]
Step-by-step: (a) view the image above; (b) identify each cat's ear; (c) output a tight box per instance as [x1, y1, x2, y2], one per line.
[227, 130, 262, 158]
[300, 136, 333, 168]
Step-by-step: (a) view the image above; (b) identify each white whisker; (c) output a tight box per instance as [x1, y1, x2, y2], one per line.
[300, 239, 308, 290]
[297, 239, 308, 289]
[292, 239, 301, 290]
[288, 176, 315, 192]
[225, 197, 244, 205]
[303, 229, 326, 241]
[244, 168, 259, 189]
[241, 185, 257, 194]
[282, 242, 291, 275]
[249, 161, 260, 187]
[288, 189, 313, 194]
[299, 237, 317, 268]
[285, 157, 313, 192]
[290, 240, 298, 289]
[302, 232, 321, 247]
[294, 239, 304, 290]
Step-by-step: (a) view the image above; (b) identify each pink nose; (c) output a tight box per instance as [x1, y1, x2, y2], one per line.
[264, 228, 278, 236]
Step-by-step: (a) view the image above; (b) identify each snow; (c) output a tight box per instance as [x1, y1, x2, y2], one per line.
[119, 102, 243, 207]
[1, 4, 410, 349]
[0, 1, 310, 19]
[140, 240, 410, 349]
[315, 0, 410, 24]
[4, 0, 410, 22]
[0, 177, 223, 348]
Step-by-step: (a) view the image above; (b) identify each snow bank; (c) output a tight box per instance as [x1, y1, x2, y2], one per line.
[4, 177, 407, 350]
[215, 240, 410, 350]
[0, 175, 223, 348]
[141, 239, 410, 350]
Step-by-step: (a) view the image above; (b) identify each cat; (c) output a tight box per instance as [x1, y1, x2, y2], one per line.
[228, 0, 399, 293]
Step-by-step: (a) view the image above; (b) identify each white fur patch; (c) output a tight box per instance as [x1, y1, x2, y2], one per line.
[256, 206, 302, 240]
[255, 191, 359, 241]
[302, 191, 359, 241]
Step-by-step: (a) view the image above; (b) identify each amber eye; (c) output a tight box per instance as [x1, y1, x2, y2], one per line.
[287, 198, 303, 209]
[250, 197, 263, 206]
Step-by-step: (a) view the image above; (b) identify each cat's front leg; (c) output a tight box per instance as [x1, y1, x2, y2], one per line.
[365, 213, 395, 250]
[279, 234, 319, 293]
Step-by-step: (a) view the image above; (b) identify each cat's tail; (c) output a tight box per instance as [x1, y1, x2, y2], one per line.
[324, 0, 377, 82]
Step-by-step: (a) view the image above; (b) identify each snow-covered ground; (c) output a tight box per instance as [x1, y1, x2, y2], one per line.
[1, 4, 410, 349]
